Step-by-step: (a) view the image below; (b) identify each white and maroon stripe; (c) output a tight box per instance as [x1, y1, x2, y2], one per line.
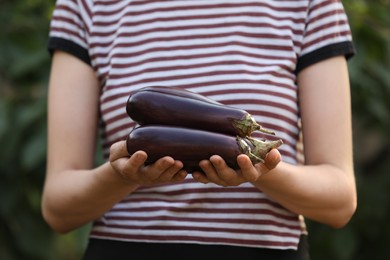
[49, 0, 353, 249]
[301, 0, 352, 55]
[90, 181, 302, 249]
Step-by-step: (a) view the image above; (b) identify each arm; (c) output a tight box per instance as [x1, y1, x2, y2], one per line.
[254, 56, 356, 228]
[41, 51, 187, 233]
[194, 56, 357, 228]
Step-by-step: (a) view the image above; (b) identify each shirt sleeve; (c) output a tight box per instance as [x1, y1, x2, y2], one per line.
[47, 0, 91, 65]
[296, 0, 355, 73]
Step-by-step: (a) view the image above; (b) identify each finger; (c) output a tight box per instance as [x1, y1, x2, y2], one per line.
[209, 155, 239, 182]
[203, 155, 233, 186]
[197, 159, 229, 185]
[263, 149, 282, 171]
[126, 150, 148, 167]
[192, 171, 210, 184]
[122, 151, 148, 176]
[157, 159, 186, 182]
[109, 140, 129, 161]
[198, 158, 220, 181]
[170, 169, 188, 182]
[236, 154, 259, 182]
[251, 149, 281, 177]
[144, 156, 175, 180]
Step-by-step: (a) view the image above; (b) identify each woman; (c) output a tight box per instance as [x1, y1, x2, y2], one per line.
[42, 0, 357, 259]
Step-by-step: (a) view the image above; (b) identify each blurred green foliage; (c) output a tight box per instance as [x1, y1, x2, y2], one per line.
[0, 0, 389, 259]
[306, 1, 390, 259]
[0, 1, 89, 259]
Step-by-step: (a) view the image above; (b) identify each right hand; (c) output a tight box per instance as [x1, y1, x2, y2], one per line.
[109, 140, 188, 185]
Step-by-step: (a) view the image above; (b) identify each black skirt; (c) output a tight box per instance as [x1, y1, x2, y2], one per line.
[83, 235, 310, 260]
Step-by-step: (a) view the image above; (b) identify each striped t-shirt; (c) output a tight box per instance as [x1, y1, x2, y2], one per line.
[48, 0, 354, 250]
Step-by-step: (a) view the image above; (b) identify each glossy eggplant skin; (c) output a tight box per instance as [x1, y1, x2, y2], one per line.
[135, 86, 221, 105]
[126, 125, 242, 172]
[126, 125, 283, 172]
[126, 87, 272, 137]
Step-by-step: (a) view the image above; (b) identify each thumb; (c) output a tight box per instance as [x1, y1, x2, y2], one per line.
[263, 148, 282, 171]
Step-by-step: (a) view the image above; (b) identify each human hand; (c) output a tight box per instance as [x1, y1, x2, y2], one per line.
[192, 149, 282, 186]
[109, 140, 188, 185]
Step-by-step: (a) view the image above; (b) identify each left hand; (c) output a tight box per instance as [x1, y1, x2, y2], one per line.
[192, 149, 281, 186]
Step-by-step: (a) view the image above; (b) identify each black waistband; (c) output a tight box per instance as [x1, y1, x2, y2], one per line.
[83, 235, 310, 260]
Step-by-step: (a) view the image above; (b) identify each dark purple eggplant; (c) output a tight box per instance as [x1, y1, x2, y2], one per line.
[126, 125, 283, 172]
[126, 86, 275, 137]
[136, 86, 222, 105]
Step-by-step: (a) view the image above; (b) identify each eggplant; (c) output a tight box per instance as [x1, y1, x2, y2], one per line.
[135, 85, 221, 105]
[126, 86, 275, 137]
[126, 125, 283, 172]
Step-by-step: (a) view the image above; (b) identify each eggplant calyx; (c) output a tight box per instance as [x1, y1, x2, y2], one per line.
[231, 114, 275, 137]
[237, 136, 283, 165]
